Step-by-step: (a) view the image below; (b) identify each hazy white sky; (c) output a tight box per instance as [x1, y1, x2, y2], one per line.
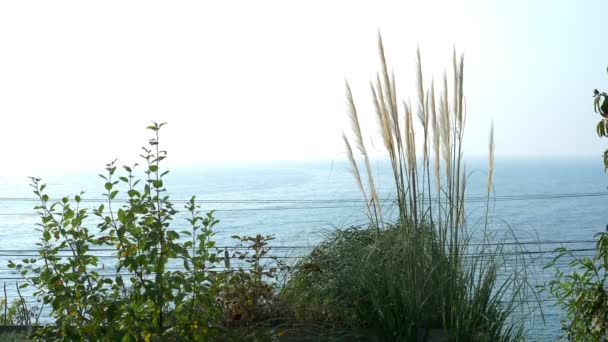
[0, 0, 606, 175]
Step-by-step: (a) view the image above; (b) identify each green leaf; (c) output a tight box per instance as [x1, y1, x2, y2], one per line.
[19, 283, 28, 289]
[117, 209, 127, 224]
[110, 190, 119, 200]
[127, 189, 140, 198]
[167, 230, 180, 240]
[601, 97, 608, 115]
[119, 177, 129, 183]
[152, 180, 163, 188]
[149, 165, 158, 172]
[105, 182, 113, 191]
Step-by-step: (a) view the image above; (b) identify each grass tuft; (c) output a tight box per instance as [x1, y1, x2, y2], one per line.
[282, 34, 538, 341]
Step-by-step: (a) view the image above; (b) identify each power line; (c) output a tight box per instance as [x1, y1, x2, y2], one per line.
[0, 191, 605, 204]
[0, 239, 599, 255]
[0, 247, 598, 259]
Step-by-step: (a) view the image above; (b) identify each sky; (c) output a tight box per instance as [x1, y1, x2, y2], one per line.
[0, 0, 606, 175]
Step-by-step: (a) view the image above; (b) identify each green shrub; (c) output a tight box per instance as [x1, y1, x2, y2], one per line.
[220, 234, 289, 326]
[9, 123, 286, 340]
[0, 295, 40, 327]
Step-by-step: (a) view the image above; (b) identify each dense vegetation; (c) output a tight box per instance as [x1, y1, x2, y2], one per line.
[4, 36, 541, 341]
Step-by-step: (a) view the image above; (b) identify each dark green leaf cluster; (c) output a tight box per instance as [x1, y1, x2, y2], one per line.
[593, 89, 608, 169]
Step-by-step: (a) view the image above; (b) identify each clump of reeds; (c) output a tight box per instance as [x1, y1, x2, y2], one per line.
[283, 34, 536, 341]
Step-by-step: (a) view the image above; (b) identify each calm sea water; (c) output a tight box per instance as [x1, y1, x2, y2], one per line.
[0, 158, 606, 340]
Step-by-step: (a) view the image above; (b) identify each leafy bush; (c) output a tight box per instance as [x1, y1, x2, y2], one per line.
[220, 234, 289, 326]
[8, 123, 285, 340]
[546, 229, 608, 341]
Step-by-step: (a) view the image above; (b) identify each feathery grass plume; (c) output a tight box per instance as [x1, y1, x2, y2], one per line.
[439, 73, 452, 245]
[405, 101, 417, 176]
[488, 122, 495, 194]
[377, 37, 401, 163]
[372, 79, 406, 220]
[378, 33, 397, 118]
[378, 36, 406, 207]
[417, 49, 432, 216]
[440, 73, 452, 186]
[345, 81, 383, 227]
[431, 83, 440, 191]
[389, 70, 408, 208]
[416, 47, 426, 126]
[390, 71, 398, 128]
[404, 100, 420, 224]
[458, 164, 467, 227]
[376, 37, 401, 167]
[343, 134, 372, 219]
[483, 122, 496, 241]
[372, 77, 393, 155]
[423, 86, 431, 211]
[430, 82, 442, 236]
[454, 53, 466, 235]
[379, 36, 409, 220]
[452, 48, 459, 128]
[416, 49, 428, 186]
[458, 53, 465, 131]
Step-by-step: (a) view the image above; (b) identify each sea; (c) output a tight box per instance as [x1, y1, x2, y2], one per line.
[0, 158, 606, 341]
